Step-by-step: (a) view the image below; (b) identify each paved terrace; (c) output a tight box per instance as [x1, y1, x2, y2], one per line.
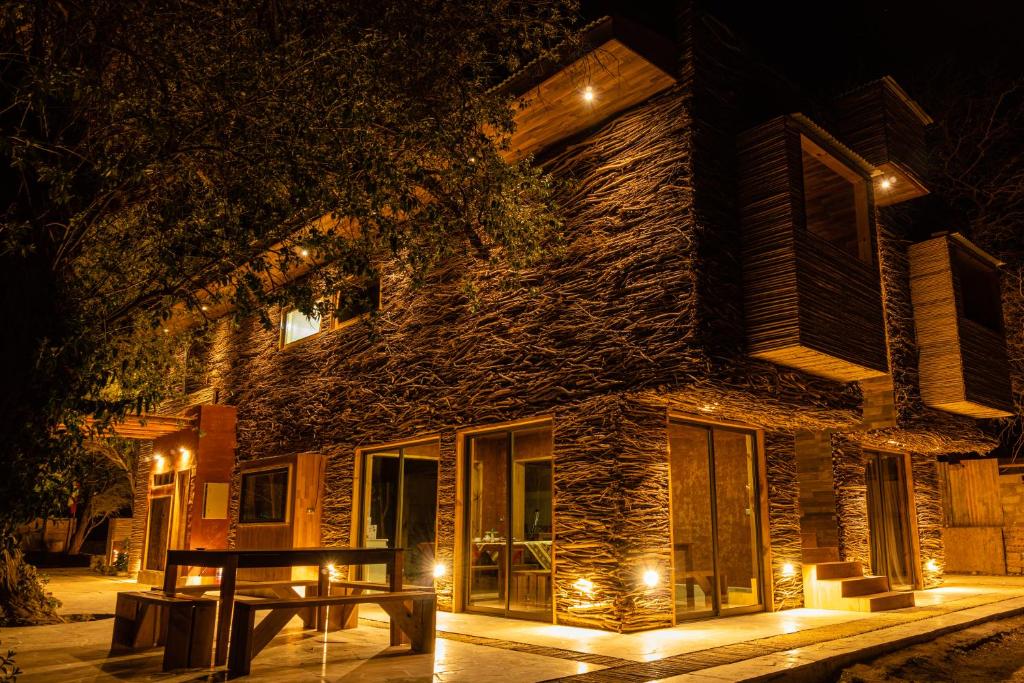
[4, 570, 1024, 682]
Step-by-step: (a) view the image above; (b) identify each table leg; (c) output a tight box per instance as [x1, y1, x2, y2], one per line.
[162, 562, 178, 593]
[389, 552, 404, 646]
[214, 557, 238, 666]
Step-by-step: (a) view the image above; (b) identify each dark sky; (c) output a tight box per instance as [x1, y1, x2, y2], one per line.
[586, 0, 1023, 102]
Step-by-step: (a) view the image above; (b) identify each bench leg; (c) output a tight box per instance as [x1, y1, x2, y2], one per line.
[163, 604, 193, 671]
[412, 598, 436, 654]
[227, 603, 256, 679]
[189, 601, 217, 668]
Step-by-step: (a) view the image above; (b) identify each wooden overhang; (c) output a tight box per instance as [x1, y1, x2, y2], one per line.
[834, 76, 933, 207]
[86, 412, 197, 440]
[909, 232, 1013, 418]
[738, 113, 889, 383]
[497, 16, 678, 162]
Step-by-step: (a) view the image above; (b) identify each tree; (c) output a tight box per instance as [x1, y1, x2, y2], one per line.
[65, 441, 134, 556]
[0, 0, 576, 622]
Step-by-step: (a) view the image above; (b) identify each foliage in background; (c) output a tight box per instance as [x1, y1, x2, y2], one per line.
[0, 0, 576, 621]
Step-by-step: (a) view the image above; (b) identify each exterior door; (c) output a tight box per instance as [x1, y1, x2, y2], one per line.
[668, 421, 764, 621]
[144, 496, 172, 572]
[360, 441, 439, 586]
[465, 425, 553, 620]
[865, 451, 916, 590]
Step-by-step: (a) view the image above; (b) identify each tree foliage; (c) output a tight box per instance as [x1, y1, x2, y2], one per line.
[0, 0, 575, 528]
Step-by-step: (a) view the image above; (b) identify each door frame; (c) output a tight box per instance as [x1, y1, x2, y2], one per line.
[457, 419, 555, 622]
[864, 449, 923, 590]
[350, 438, 442, 585]
[666, 414, 769, 622]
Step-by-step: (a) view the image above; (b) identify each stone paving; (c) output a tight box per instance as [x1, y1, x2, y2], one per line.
[3, 570, 1024, 682]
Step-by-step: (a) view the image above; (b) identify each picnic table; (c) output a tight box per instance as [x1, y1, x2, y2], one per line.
[162, 547, 405, 666]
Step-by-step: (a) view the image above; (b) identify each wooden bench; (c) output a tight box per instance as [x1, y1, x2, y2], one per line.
[110, 591, 217, 671]
[227, 590, 436, 678]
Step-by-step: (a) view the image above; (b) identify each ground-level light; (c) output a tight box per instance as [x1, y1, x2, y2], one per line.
[573, 577, 594, 596]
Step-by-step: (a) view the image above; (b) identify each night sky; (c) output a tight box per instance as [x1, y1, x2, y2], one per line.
[587, 0, 1023, 103]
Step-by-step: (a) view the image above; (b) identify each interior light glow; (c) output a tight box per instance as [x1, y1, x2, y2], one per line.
[642, 569, 660, 588]
[179, 448, 191, 465]
[573, 577, 594, 596]
[433, 563, 447, 579]
[582, 85, 594, 102]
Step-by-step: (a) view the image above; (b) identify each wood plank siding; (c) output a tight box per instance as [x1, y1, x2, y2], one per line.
[908, 235, 1013, 418]
[738, 115, 888, 383]
[833, 76, 932, 207]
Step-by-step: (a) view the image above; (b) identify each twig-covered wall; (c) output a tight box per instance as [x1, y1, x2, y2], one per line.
[911, 452, 945, 588]
[764, 431, 803, 609]
[831, 435, 872, 571]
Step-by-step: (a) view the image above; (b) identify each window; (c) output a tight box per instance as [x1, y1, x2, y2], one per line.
[281, 308, 322, 346]
[953, 247, 1003, 332]
[152, 471, 174, 487]
[239, 467, 289, 523]
[333, 278, 381, 329]
[202, 482, 230, 520]
[800, 136, 870, 262]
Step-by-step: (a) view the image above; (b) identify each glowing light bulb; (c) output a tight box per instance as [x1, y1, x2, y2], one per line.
[299, 248, 310, 258]
[433, 563, 447, 579]
[926, 559, 939, 572]
[200, 305, 209, 312]
[782, 562, 795, 577]
[642, 569, 660, 588]
[582, 85, 594, 102]
[179, 448, 190, 465]
[573, 577, 594, 596]
[880, 178, 892, 190]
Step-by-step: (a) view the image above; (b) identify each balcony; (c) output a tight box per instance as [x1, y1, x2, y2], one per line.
[738, 114, 888, 383]
[908, 234, 1013, 418]
[833, 76, 932, 207]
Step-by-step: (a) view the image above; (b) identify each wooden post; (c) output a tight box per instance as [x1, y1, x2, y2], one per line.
[316, 563, 330, 631]
[162, 558, 178, 593]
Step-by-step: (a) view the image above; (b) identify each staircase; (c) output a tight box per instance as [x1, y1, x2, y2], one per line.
[802, 561, 915, 612]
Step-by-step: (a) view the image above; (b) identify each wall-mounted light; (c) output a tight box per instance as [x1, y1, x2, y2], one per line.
[154, 453, 165, 471]
[582, 85, 595, 103]
[573, 577, 594, 596]
[642, 569, 660, 588]
[925, 559, 939, 572]
[179, 448, 191, 466]
[433, 563, 447, 579]
[781, 562, 796, 577]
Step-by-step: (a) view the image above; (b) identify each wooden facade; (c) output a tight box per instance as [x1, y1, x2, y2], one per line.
[834, 76, 932, 207]
[127, 9, 1010, 632]
[908, 234, 1013, 418]
[738, 114, 888, 382]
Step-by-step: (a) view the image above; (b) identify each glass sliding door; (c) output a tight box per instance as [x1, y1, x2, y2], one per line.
[466, 424, 553, 620]
[361, 441, 439, 586]
[669, 420, 763, 622]
[865, 451, 915, 591]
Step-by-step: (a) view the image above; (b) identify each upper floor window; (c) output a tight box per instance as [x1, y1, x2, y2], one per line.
[281, 307, 322, 346]
[333, 278, 381, 329]
[953, 247, 1003, 332]
[800, 136, 871, 262]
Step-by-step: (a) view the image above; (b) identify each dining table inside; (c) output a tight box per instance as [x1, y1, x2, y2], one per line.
[161, 546, 404, 666]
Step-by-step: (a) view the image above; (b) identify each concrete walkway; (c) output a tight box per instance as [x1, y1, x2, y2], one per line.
[3, 571, 1024, 681]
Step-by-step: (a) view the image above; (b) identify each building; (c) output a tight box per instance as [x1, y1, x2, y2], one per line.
[125, 6, 1014, 633]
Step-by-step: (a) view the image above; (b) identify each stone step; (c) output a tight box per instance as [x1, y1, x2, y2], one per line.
[839, 575, 891, 597]
[813, 561, 864, 580]
[850, 590, 916, 612]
